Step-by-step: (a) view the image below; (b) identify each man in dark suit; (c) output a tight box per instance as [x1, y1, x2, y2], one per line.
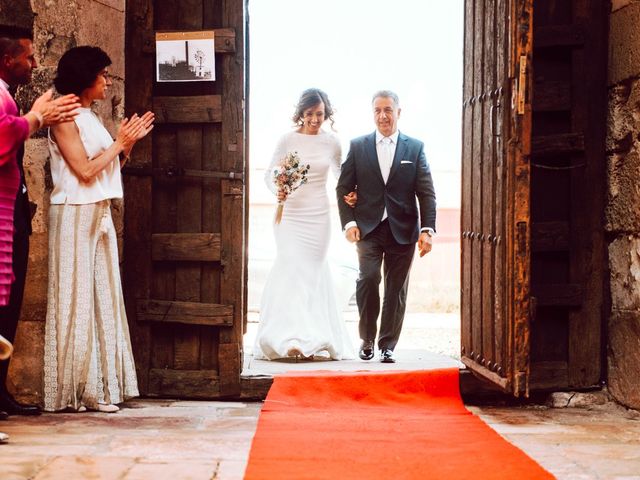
[336, 90, 436, 363]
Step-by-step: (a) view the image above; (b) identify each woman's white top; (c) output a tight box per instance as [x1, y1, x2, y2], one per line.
[48, 107, 123, 205]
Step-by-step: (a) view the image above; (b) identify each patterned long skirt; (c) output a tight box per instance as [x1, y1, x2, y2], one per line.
[44, 200, 139, 412]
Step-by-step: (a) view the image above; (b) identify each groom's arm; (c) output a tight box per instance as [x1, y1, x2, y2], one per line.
[336, 141, 358, 229]
[415, 142, 437, 231]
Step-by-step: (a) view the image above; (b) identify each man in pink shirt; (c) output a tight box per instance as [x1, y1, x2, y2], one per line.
[0, 26, 79, 427]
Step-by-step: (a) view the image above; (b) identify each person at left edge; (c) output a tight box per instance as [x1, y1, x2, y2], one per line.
[0, 25, 81, 419]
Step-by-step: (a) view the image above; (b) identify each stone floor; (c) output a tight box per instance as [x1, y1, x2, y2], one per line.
[1, 395, 640, 479]
[470, 402, 640, 480]
[0, 400, 262, 480]
[2, 313, 640, 479]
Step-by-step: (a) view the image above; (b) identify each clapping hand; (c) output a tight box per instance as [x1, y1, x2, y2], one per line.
[117, 112, 155, 149]
[133, 111, 155, 140]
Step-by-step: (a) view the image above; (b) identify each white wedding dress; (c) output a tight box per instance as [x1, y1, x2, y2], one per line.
[253, 130, 355, 360]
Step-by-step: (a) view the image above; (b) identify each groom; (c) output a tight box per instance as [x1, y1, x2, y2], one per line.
[336, 90, 436, 363]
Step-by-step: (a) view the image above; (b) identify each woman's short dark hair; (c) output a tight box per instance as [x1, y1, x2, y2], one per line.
[292, 88, 335, 129]
[54, 46, 111, 95]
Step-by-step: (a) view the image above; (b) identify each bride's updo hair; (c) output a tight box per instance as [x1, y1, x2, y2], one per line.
[292, 88, 335, 129]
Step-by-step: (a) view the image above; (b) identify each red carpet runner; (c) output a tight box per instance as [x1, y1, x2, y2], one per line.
[244, 369, 554, 479]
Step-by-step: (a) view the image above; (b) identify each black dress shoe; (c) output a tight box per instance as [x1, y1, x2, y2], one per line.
[0, 393, 41, 416]
[380, 349, 395, 363]
[0, 410, 8, 421]
[359, 340, 375, 361]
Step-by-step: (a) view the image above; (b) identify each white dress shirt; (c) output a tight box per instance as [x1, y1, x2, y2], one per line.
[376, 130, 398, 182]
[343, 130, 398, 234]
[376, 129, 398, 222]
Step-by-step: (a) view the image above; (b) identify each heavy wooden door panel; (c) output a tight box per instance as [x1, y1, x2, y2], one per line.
[527, 0, 607, 390]
[461, 0, 533, 396]
[124, 0, 246, 398]
[462, 0, 608, 394]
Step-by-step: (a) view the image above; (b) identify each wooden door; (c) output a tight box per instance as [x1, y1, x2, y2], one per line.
[461, 0, 533, 396]
[123, 0, 246, 398]
[527, 0, 608, 390]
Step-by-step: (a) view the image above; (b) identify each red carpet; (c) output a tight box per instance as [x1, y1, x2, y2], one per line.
[244, 369, 554, 480]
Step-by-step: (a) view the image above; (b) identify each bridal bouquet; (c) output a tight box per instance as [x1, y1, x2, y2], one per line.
[272, 151, 310, 224]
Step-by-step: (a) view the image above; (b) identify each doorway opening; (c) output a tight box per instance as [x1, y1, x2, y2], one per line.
[244, 0, 464, 373]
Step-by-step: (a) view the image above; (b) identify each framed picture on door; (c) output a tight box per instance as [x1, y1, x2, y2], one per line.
[156, 30, 216, 82]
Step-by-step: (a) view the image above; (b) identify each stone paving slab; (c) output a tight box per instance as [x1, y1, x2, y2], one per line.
[123, 460, 219, 480]
[32, 457, 137, 480]
[469, 404, 640, 480]
[0, 401, 261, 480]
[0, 457, 51, 480]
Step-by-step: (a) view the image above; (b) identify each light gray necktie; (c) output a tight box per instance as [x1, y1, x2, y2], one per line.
[380, 137, 392, 183]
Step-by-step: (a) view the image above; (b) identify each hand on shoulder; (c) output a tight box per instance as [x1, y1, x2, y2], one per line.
[31, 90, 81, 128]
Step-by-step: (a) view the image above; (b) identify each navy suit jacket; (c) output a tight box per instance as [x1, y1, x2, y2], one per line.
[336, 131, 436, 245]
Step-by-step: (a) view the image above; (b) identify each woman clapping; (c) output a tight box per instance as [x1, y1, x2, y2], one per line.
[43, 46, 153, 413]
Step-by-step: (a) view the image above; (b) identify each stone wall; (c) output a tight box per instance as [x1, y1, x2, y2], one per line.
[606, 0, 640, 409]
[1, 0, 125, 403]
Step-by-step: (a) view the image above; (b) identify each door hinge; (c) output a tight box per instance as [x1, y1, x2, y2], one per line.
[122, 165, 244, 181]
[516, 221, 528, 255]
[514, 371, 529, 397]
[529, 296, 537, 323]
[517, 55, 527, 115]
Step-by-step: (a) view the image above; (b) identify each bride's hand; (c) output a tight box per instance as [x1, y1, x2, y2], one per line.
[277, 190, 287, 202]
[346, 226, 360, 243]
[344, 191, 357, 208]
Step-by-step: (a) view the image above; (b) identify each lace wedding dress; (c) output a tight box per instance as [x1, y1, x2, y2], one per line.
[253, 130, 355, 360]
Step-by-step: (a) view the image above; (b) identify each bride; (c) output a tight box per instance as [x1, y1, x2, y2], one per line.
[253, 88, 355, 361]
